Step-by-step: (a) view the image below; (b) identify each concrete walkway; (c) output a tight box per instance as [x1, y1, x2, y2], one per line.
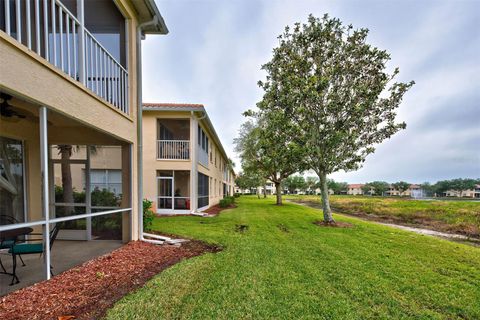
[1, 240, 123, 296]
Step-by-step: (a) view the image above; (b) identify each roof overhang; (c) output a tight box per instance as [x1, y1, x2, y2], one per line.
[131, 0, 169, 34]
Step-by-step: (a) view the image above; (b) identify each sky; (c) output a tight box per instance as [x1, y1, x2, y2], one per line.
[143, 0, 480, 184]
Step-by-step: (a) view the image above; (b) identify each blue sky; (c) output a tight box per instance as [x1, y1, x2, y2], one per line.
[143, 0, 480, 184]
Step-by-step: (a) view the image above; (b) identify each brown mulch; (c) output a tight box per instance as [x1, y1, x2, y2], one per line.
[0, 240, 220, 320]
[204, 203, 237, 216]
[313, 220, 353, 228]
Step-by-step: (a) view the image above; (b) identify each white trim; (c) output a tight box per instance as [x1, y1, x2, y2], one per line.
[156, 209, 190, 215]
[197, 205, 209, 212]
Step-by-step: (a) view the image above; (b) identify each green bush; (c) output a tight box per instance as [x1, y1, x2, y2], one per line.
[234, 193, 241, 198]
[219, 198, 233, 208]
[143, 199, 156, 231]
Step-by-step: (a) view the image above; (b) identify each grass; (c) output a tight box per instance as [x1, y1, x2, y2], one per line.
[289, 195, 480, 237]
[106, 196, 480, 319]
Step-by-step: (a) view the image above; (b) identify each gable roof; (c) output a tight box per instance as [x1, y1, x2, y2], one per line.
[348, 184, 364, 189]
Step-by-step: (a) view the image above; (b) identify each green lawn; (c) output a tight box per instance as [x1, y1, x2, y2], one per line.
[289, 195, 480, 237]
[106, 196, 480, 319]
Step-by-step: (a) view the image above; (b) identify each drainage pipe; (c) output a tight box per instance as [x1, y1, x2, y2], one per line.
[136, 16, 165, 245]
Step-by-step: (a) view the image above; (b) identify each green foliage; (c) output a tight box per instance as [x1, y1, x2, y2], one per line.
[305, 176, 319, 194]
[364, 181, 390, 196]
[143, 199, 155, 231]
[255, 14, 414, 220]
[234, 113, 306, 205]
[392, 181, 410, 194]
[282, 175, 306, 194]
[420, 182, 435, 197]
[327, 179, 348, 195]
[219, 198, 233, 208]
[235, 171, 263, 191]
[234, 193, 241, 198]
[106, 197, 480, 319]
[434, 178, 479, 196]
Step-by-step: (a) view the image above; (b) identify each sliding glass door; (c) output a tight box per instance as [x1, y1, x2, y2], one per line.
[0, 136, 25, 225]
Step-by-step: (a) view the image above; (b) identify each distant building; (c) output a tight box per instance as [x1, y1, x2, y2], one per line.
[347, 184, 365, 195]
[444, 185, 480, 198]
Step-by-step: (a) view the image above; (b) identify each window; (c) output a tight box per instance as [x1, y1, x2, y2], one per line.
[0, 136, 25, 224]
[84, 0, 127, 67]
[198, 125, 209, 166]
[197, 125, 209, 152]
[198, 173, 209, 208]
[90, 169, 122, 195]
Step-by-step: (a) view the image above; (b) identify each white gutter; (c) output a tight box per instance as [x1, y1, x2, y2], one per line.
[137, 16, 164, 245]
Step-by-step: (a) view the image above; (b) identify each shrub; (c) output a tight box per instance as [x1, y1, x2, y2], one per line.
[234, 193, 241, 198]
[143, 199, 156, 231]
[219, 198, 232, 208]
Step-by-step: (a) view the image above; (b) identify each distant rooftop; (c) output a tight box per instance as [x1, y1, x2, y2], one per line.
[143, 103, 204, 110]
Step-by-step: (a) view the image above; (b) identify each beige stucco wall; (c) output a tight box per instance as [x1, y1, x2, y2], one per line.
[142, 110, 235, 212]
[0, 0, 144, 240]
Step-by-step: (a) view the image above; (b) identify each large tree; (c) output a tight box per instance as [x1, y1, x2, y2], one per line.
[234, 117, 305, 205]
[235, 171, 263, 197]
[283, 175, 306, 194]
[327, 179, 348, 195]
[392, 181, 410, 195]
[258, 14, 414, 222]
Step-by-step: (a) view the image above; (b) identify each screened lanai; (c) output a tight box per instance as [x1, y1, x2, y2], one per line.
[0, 93, 133, 295]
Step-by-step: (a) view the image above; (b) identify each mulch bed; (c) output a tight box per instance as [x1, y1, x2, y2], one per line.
[313, 220, 353, 228]
[0, 240, 220, 320]
[204, 203, 237, 216]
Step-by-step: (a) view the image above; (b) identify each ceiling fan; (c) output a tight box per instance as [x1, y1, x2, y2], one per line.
[0, 93, 37, 123]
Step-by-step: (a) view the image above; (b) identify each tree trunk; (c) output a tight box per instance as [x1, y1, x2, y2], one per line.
[257, 187, 260, 199]
[263, 184, 267, 198]
[275, 182, 282, 205]
[59, 145, 74, 213]
[319, 171, 334, 223]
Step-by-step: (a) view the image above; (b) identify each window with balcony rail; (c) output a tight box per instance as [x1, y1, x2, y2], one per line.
[0, 0, 129, 114]
[157, 119, 190, 160]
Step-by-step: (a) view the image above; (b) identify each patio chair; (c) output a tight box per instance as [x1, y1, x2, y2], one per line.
[8, 224, 60, 285]
[0, 214, 27, 267]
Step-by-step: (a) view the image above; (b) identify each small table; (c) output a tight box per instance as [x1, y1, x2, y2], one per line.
[0, 227, 34, 242]
[0, 227, 33, 284]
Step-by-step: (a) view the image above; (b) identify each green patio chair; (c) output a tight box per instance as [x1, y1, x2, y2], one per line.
[8, 224, 60, 285]
[0, 214, 27, 268]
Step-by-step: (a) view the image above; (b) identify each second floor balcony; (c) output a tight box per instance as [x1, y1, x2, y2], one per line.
[1, 0, 129, 114]
[157, 119, 190, 160]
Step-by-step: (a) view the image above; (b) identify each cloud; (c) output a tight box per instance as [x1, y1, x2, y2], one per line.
[146, 0, 480, 182]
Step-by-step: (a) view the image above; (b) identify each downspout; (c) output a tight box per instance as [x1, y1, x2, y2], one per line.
[190, 110, 207, 216]
[137, 16, 165, 244]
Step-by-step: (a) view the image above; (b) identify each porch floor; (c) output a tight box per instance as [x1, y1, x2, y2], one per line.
[0, 240, 123, 296]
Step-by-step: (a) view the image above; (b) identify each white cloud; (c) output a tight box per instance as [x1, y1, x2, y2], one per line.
[145, 0, 480, 182]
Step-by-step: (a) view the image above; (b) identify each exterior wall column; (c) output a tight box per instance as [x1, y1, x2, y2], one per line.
[190, 113, 198, 212]
[39, 106, 51, 280]
[121, 143, 132, 243]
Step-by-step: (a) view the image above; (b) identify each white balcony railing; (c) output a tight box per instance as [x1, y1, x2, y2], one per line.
[1, 0, 129, 114]
[157, 140, 190, 160]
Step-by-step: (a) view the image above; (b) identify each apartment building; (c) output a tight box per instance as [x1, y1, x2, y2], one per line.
[347, 184, 364, 195]
[386, 184, 423, 197]
[0, 0, 167, 289]
[142, 103, 235, 214]
[444, 185, 480, 198]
